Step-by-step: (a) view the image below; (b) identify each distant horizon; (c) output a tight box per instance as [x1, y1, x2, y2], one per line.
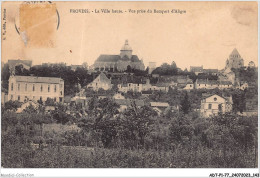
[2, 1, 258, 70]
[3, 46, 257, 71]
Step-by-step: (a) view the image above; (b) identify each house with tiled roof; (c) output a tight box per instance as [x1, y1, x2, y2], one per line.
[190, 66, 203, 75]
[200, 94, 232, 117]
[181, 80, 194, 90]
[150, 101, 170, 115]
[195, 79, 232, 90]
[115, 99, 145, 112]
[218, 81, 233, 89]
[203, 69, 219, 75]
[117, 76, 146, 93]
[153, 82, 170, 92]
[93, 40, 145, 72]
[195, 79, 217, 89]
[87, 73, 112, 91]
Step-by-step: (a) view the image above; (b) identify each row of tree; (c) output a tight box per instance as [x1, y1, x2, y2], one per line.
[1, 95, 258, 167]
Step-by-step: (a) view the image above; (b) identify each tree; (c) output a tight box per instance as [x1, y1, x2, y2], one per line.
[3, 100, 22, 111]
[171, 61, 177, 68]
[117, 105, 157, 149]
[1, 64, 10, 90]
[126, 65, 132, 73]
[37, 98, 43, 105]
[80, 97, 120, 148]
[23, 104, 38, 114]
[180, 92, 191, 114]
[15, 65, 30, 76]
[232, 90, 246, 113]
[45, 98, 55, 106]
[152, 62, 178, 76]
[169, 114, 194, 145]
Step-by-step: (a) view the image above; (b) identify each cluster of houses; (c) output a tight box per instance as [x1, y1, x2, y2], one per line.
[1, 65, 252, 119]
[1, 47, 257, 118]
[85, 71, 247, 94]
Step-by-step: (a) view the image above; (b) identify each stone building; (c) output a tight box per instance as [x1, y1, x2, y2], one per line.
[93, 40, 145, 72]
[225, 48, 244, 69]
[200, 94, 232, 117]
[190, 66, 203, 75]
[87, 73, 112, 91]
[8, 75, 64, 103]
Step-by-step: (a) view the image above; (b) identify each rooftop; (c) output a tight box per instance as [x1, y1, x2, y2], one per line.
[95, 55, 140, 63]
[11, 75, 64, 84]
[115, 99, 144, 107]
[150, 102, 169, 107]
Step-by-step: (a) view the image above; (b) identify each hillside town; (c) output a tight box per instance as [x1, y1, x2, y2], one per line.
[1, 40, 258, 118]
[1, 40, 258, 168]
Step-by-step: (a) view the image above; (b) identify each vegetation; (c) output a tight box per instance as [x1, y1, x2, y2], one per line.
[1, 65, 258, 168]
[1, 95, 258, 168]
[1, 64, 94, 96]
[152, 62, 178, 76]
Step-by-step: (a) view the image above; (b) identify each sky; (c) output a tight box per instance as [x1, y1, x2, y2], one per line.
[2, 1, 258, 70]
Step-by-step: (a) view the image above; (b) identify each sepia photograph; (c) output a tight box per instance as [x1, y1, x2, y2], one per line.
[0, 1, 259, 176]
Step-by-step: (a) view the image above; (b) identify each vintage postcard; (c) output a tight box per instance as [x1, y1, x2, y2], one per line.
[1, 1, 258, 177]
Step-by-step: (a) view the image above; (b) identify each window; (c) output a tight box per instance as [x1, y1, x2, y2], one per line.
[10, 95, 13, 100]
[48, 85, 50, 92]
[18, 95, 20, 101]
[11, 83, 13, 91]
[218, 104, 222, 111]
[25, 84, 27, 91]
[208, 104, 212, 109]
[214, 97, 217, 101]
[18, 84, 20, 91]
[54, 85, 57, 92]
[190, 85, 192, 87]
[41, 85, 43, 92]
[33, 84, 35, 91]
[60, 91, 63, 96]
[40, 96, 42, 101]
[54, 97, 56, 102]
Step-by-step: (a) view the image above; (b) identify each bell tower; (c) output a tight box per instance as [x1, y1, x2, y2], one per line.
[120, 40, 133, 59]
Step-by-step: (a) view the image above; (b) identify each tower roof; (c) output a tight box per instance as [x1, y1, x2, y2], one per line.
[121, 40, 132, 51]
[229, 48, 241, 57]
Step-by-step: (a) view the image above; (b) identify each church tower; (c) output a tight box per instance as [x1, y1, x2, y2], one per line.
[120, 40, 133, 59]
[225, 48, 244, 69]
